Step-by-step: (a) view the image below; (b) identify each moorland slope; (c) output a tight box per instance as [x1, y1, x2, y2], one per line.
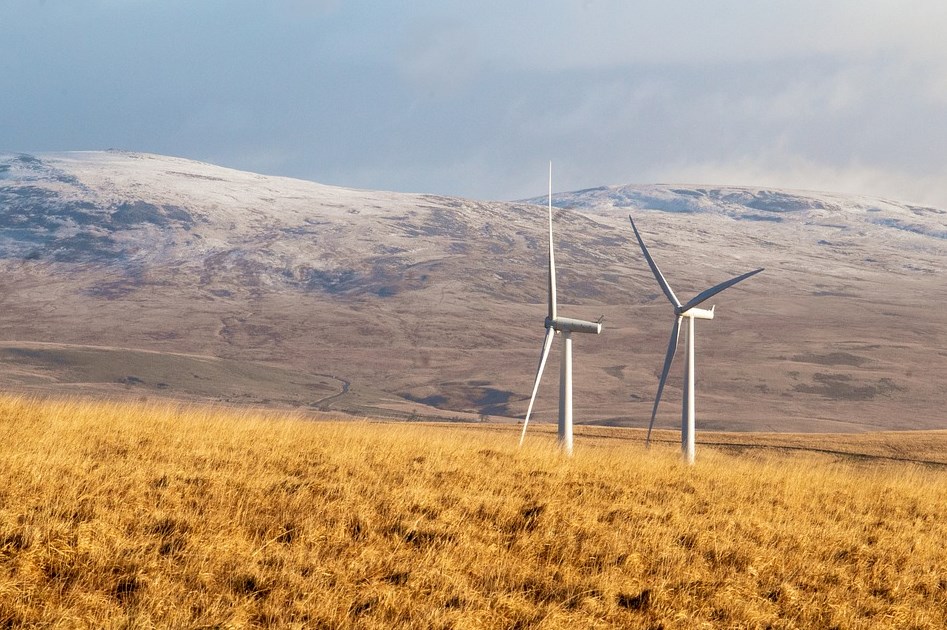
[0, 151, 944, 430]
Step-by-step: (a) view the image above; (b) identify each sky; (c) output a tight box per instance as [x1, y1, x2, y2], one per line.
[3, 0, 947, 206]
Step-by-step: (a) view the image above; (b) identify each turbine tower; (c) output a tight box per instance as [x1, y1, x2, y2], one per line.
[519, 163, 603, 455]
[629, 216, 763, 465]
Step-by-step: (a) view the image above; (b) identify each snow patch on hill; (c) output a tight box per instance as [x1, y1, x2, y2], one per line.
[525, 183, 947, 241]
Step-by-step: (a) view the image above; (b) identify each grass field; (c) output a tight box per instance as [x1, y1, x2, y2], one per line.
[0, 396, 945, 628]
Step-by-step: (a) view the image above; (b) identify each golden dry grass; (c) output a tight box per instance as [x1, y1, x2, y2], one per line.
[0, 396, 945, 629]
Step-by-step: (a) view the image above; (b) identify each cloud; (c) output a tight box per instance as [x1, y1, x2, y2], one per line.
[3, 0, 947, 207]
[449, 1, 947, 70]
[397, 19, 481, 96]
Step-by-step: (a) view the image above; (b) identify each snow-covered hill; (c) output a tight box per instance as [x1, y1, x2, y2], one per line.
[531, 182, 947, 249]
[543, 183, 946, 233]
[0, 151, 483, 294]
[0, 151, 944, 431]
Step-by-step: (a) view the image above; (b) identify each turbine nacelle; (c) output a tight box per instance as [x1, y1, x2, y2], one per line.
[545, 316, 603, 335]
[677, 305, 715, 320]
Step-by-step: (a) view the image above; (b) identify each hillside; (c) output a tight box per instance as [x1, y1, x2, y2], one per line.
[0, 151, 945, 431]
[1, 396, 945, 628]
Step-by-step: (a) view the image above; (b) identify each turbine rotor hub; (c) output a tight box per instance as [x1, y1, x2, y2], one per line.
[678, 306, 715, 320]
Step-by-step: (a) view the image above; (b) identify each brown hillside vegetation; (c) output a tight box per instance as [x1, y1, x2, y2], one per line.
[0, 397, 945, 628]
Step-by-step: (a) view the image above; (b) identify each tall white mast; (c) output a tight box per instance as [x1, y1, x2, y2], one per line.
[520, 163, 602, 454]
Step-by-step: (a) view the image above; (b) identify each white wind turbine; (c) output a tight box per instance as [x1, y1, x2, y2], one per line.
[629, 216, 763, 465]
[519, 163, 603, 455]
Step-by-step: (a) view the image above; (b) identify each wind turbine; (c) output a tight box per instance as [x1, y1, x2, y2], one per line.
[629, 216, 763, 465]
[519, 163, 603, 455]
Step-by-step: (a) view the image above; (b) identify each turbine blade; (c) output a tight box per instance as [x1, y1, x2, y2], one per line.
[548, 162, 557, 321]
[680, 268, 764, 313]
[646, 315, 682, 447]
[519, 326, 557, 446]
[628, 216, 681, 308]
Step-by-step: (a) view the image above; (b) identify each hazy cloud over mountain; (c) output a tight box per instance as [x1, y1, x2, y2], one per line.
[3, 0, 947, 205]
